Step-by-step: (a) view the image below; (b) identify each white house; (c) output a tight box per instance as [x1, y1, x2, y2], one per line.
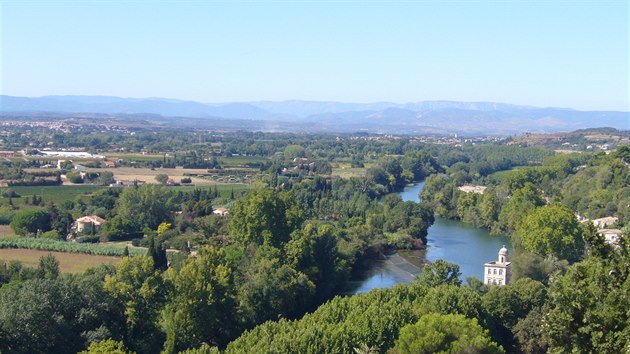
[213, 207, 229, 216]
[75, 215, 107, 233]
[599, 229, 623, 246]
[592, 216, 618, 229]
[484, 246, 511, 286]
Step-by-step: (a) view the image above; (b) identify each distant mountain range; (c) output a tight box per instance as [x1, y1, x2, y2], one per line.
[1, 95, 628, 135]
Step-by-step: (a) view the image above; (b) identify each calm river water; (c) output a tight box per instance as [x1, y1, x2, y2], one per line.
[348, 182, 511, 294]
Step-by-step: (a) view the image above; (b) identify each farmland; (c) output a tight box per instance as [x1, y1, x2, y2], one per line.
[0, 225, 15, 238]
[331, 163, 368, 179]
[0, 248, 122, 273]
[0, 185, 106, 206]
[101, 166, 216, 185]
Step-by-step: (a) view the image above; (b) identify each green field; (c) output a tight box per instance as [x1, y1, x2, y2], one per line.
[0, 183, 256, 209]
[0, 185, 107, 207]
[487, 169, 518, 182]
[105, 153, 165, 162]
[487, 165, 545, 182]
[332, 163, 369, 178]
[219, 156, 269, 167]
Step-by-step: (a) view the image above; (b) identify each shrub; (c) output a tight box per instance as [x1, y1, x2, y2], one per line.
[42, 230, 62, 240]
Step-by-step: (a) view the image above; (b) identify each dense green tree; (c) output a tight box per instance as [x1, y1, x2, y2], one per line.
[285, 223, 349, 301]
[226, 284, 425, 354]
[37, 253, 60, 279]
[238, 245, 315, 325]
[186, 199, 214, 217]
[284, 144, 306, 160]
[67, 171, 85, 183]
[479, 189, 500, 229]
[402, 150, 440, 181]
[514, 204, 586, 262]
[415, 259, 462, 287]
[544, 256, 630, 353]
[366, 165, 390, 189]
[392, 313, 504, 354]
[102, 215, 141, 240]
[510, 251, 569, 284]
[46, 202, 73, 236]
[512, 306, 549, 354]
[104, 257, 165, 354]
[0, 269, 120, 354]
[229, 189, 304, 248]
[613, 144, 630, 164]
[497, 183, 545, 234]
[79, 339, 135, 354]
[482, 278, 546, 329]
[194, 214, 228, 239]
[560, 155, 630, 223]
[420, 174, 458, 218]
[0, 278, 83, 353]
[378, 156, 405, 190]
[146, 235, 168, 270]
[415, 285, 485, 321]
[10, 208, 51, 235]
[115, 184, 176, 230]
[99, 171, 115, 185]
[481, 278, 547, 350]
[155, 174, 169, 184]
[384, 201, 435, 246]
[161, 247, 240, 352]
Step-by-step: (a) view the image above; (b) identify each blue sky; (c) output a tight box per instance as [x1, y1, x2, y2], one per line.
[1, 0, 628, 111]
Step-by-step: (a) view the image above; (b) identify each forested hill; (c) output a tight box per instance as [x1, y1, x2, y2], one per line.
[2, 95, 628, 135]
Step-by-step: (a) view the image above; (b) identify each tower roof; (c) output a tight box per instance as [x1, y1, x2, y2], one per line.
[499, 245, 508, 256]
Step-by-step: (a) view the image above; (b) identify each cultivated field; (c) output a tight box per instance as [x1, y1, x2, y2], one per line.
[105, 166, 215, 185]
[0, 226, 15, 238]
[332, 163, 368, 179]
[0, 249, 122, 273]
[0, 185, 106, 206]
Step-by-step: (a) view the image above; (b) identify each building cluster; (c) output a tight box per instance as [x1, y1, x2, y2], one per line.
[0, 120, 73, 132]
[577, 215, 623, 246]
[458, 185, 487, 194]
[34, 150, 105, 159]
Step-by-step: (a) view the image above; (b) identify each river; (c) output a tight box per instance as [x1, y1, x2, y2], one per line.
[348, 182, 511, 294]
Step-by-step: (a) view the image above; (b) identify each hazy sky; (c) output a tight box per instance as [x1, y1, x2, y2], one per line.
[1, 0, 628, 111]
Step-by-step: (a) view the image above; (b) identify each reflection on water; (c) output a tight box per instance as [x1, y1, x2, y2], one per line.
[343, 256, 417, 295]
[349, 182, 511, 294]
[426, 217, 511, 281]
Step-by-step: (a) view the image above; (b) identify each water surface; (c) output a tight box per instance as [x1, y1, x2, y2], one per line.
[350, 182, 511, 294]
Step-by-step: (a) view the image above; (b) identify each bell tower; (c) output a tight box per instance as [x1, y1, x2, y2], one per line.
[498, 245, 508, 264]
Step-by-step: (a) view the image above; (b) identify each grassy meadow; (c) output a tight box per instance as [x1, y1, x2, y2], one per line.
[0, 248, 122, 273]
